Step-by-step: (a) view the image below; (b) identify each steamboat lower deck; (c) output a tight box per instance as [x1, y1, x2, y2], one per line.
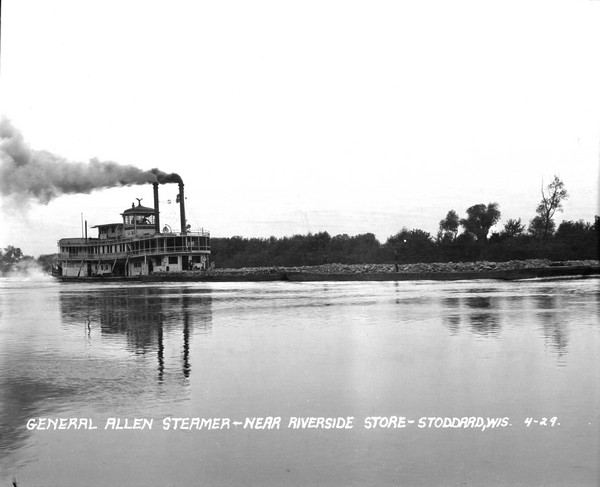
[58, 232, 210, 278]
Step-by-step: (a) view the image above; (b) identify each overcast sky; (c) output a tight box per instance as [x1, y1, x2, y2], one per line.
[1, 0, 599, 256]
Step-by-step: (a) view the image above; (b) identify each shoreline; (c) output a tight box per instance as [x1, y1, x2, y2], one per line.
[132, 259, 600, 283]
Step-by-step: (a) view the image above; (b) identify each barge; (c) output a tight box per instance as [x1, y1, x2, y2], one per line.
[55, 181, 210, 279]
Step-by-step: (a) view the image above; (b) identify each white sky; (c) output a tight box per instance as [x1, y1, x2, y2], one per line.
[1, 0, 599, 256]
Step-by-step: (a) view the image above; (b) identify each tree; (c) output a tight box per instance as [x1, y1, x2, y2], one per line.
[387, 228, 434, 247]
[528, 215, 554, 239]
[386, 227, 435, 263]
[596, 216, 600, 261]
[37, 253, 59, 274]
[438, 210, 460, 242]
[501, 218, 525, 238]
[0, 246, 24, 274]
[529, 175, 568, 239]
[460, 203, 501, 241]
[555, 219, 592, 240]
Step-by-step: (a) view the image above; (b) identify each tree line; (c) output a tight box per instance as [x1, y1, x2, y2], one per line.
[0, 246, 56, 275]
[211, 176, 599, 267]
[210, 218, 598, 268]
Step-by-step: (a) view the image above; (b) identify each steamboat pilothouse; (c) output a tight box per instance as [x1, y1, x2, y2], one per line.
[56, 181, 210, 278]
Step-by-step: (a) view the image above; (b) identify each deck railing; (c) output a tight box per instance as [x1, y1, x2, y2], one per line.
[59, 245, 210, 260]
[58, 231, 210, 260]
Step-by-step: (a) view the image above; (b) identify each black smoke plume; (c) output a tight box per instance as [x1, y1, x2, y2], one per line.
[0, 118, 181, 205]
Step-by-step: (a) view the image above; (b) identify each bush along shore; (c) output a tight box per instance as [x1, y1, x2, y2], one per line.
[142, 259, 600, 282]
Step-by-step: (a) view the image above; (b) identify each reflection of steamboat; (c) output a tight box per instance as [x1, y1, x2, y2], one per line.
[55, 181, 210, 279]
[59, 286, 213, 380]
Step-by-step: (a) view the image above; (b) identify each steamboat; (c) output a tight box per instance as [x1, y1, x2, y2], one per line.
[55, 180, 210, 279]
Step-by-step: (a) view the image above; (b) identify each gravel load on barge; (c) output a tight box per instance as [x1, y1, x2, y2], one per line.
[141, 259, 600, 282]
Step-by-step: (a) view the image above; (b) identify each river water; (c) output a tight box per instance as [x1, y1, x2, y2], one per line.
[0, 276, 598, 486]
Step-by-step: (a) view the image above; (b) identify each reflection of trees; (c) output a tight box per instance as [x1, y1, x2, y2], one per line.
[441, 297, 461, 334]
[441, 291, 505, 336]
[532, 288, 557, 310]
[463, 296, 501, 336]
[440, 285, 572, 355]
[532, 289, 569, 357]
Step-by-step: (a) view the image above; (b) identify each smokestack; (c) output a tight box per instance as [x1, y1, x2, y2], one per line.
[153, 182, 160, 234]
[179, 181, 186, 234]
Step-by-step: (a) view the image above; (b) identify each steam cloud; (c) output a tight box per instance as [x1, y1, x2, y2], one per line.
[0, 117, 181, 205]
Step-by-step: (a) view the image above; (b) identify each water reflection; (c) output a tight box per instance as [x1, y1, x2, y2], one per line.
[1, 278, 599, 486]
[443, 297, 461, 309]
[532, 287, 558, 310]
[183, 310, 191, 378]
[531, 289, 569, 357]
[59, 286, 212, 378]
[464, 296, 501, 336]
[465, 296, 492, 309]
[1, 284, 214, 474]
[441, 297, 461, 334]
